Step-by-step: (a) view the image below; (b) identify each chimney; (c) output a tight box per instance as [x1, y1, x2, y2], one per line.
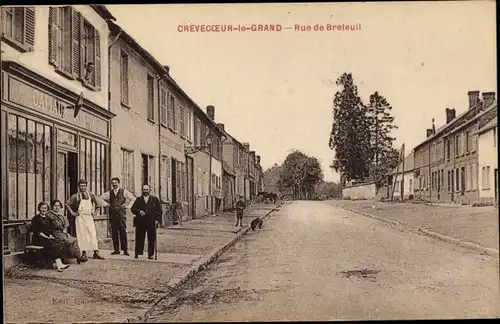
[256, 155, 261, 164]
[217, 123, 225, 131]
[206, 105, 215, 120]
[242, 142, 250, 151]
[432, 118, 436, 134]
[426, 129, 434, 138]
[163, 65, 170, 75]
[482, 92, 495, 108]
[445, 108, 456, 124]
[468, 90, 480, 110]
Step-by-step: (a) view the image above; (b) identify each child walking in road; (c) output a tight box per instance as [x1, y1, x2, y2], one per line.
[235, 195, 246, 227]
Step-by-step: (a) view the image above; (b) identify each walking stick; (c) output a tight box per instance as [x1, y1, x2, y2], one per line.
[154, 220, 158, 260]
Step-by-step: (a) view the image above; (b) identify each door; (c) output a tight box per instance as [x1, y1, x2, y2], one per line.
[186, 156, 194, 219]
[57, 150, 78, 234]
[171, 158, 177, 203]
[495, 168, 498, 203]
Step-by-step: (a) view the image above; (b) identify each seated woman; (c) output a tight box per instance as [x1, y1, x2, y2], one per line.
[47, 199, 87, 264]
[30, 202, 70, 272]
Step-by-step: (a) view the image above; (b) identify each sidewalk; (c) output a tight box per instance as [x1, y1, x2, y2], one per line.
[4, 203, 280, 323]
[329, 200, 499, 252]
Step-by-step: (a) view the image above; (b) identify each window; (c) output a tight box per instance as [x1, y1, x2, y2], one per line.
[446, 138, 451, 160]
[482, 166, 491, 189]
[460, 167, 465, 192]
[454, 134, 460, 156]
[120, 51, 129, 105]
[168, 94, 176, 131]
[121, 149, 134, 193]
[193, 117, 199, 145]
[471, 133, 477, 152]
[186, 109, 192, 141]
[466, 165, 472, 191]
[472, 164, 477, 190]
[455, 168, 460, 191]
[447, 170, 451, 192]
[48, 7, 101, 89]
[1, 7, 35, 52]
[465, 131, 470, 153]
[180, 106, 185, 136]
[160, 155, 170, 201]
[79, 137, 107, 197]
[200, 124, 207, 146]
[147, 74, 155, 121]
[7, 114, 52, 220]
[141, 154, 155, 193]
[160, 87, 167, 125]
[450, 170, 454, 191]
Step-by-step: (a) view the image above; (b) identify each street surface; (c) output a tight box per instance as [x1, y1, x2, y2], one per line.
[147, 201, 500, 322]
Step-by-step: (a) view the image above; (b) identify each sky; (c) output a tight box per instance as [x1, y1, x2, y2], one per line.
[106, 1, 496, 182]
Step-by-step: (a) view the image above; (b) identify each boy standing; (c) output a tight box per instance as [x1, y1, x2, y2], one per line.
[235, 195, 246, 227]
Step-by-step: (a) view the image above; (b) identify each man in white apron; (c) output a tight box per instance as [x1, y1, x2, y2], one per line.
[65, 179, 108, 261]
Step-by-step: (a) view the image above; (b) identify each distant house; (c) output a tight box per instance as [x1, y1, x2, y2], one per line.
[476, 116, 498, 205]
[389, 152, 415, 200]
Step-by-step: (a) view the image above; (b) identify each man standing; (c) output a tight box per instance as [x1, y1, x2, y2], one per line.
[100, 177, 136, 256]
[235, 195, 246, 227]
[131, 185, 162, 259]
[66, 179, 107, 260]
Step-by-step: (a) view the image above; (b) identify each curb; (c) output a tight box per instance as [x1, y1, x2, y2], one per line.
[136, 203, 282, 322]
[338, 205, 499, 258]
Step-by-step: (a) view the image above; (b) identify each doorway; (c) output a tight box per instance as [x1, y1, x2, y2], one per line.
[186, 156, 194, 219]
[171, 158, 177, 203]
[57, 150, 78, 234]
[495, 168, 498, 203]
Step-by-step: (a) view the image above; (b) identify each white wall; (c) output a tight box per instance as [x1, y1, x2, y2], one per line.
[342, 183, 377, 200]
[478, 126, 498, 198]
[2, 6, 109, 109]
[392, 172, 415, 198]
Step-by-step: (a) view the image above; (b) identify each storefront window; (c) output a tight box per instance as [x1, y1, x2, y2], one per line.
[57, 129, 77, 147]
[79, 137, 107, 197]
[8, 113, 52, 220]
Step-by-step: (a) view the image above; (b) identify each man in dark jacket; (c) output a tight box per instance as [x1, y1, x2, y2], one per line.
[131, 184, 162, 259]
[235, 195, 246, 227]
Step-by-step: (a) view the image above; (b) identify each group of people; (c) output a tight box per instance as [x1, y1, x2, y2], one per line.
[31, 177, 163, 272]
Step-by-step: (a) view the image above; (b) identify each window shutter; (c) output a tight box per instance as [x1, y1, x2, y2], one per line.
[48, 7, 59, 66]
[94, 28, 101, 89]
[62, 9, 72, 74]
[79, 18, 85, 80]
[71, 8, 81, 78]
[24, 7, 35, 50]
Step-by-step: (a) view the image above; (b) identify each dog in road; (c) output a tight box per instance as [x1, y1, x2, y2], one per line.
[250, 218, 263, 231]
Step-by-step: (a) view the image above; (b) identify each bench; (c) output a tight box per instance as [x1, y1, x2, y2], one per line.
[23, 225, 51, 267]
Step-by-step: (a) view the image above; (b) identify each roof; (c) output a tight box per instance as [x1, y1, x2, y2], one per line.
[107, 21, 224, 136]
[414, 100, 497, 150]
[390, 152, 414, 174]
[478, 116, 497, 135]
[91, 5, 116, 21]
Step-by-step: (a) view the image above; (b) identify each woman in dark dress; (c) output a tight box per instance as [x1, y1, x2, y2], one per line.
[31, 202, 70, 272]
[46, 199, 87, 264]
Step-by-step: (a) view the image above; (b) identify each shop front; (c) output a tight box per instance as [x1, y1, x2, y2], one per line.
[1, 62, 115, 254]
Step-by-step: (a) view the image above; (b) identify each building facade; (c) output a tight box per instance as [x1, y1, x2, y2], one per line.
[1, 5, 116, 254]
[413, 91, 497, 204]
[390, 152, 415, 200]
[477, 116, 498, 204]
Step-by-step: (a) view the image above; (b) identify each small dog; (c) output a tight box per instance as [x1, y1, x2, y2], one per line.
[250, 218, 263, 231]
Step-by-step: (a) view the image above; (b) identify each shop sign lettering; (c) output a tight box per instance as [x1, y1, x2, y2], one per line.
[8, 77, 108, 137]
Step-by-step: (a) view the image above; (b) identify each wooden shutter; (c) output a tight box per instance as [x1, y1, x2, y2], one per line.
[79, 18, 85, 81]
[71, 8, 81, 78]
[48, 7, 59, 66]
[24, 7, 35, 50]
[62, 8, 72, 74]
[94, 28, 101, 89]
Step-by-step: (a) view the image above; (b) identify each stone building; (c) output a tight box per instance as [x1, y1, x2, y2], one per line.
[413, 91, 497, 204]
[1, 5, 116, 256]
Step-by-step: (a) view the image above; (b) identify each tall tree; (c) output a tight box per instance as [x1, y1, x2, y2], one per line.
[329, 73, 372, 181]
[366, 91, 399, 181]
[262, 163, 282, 195]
